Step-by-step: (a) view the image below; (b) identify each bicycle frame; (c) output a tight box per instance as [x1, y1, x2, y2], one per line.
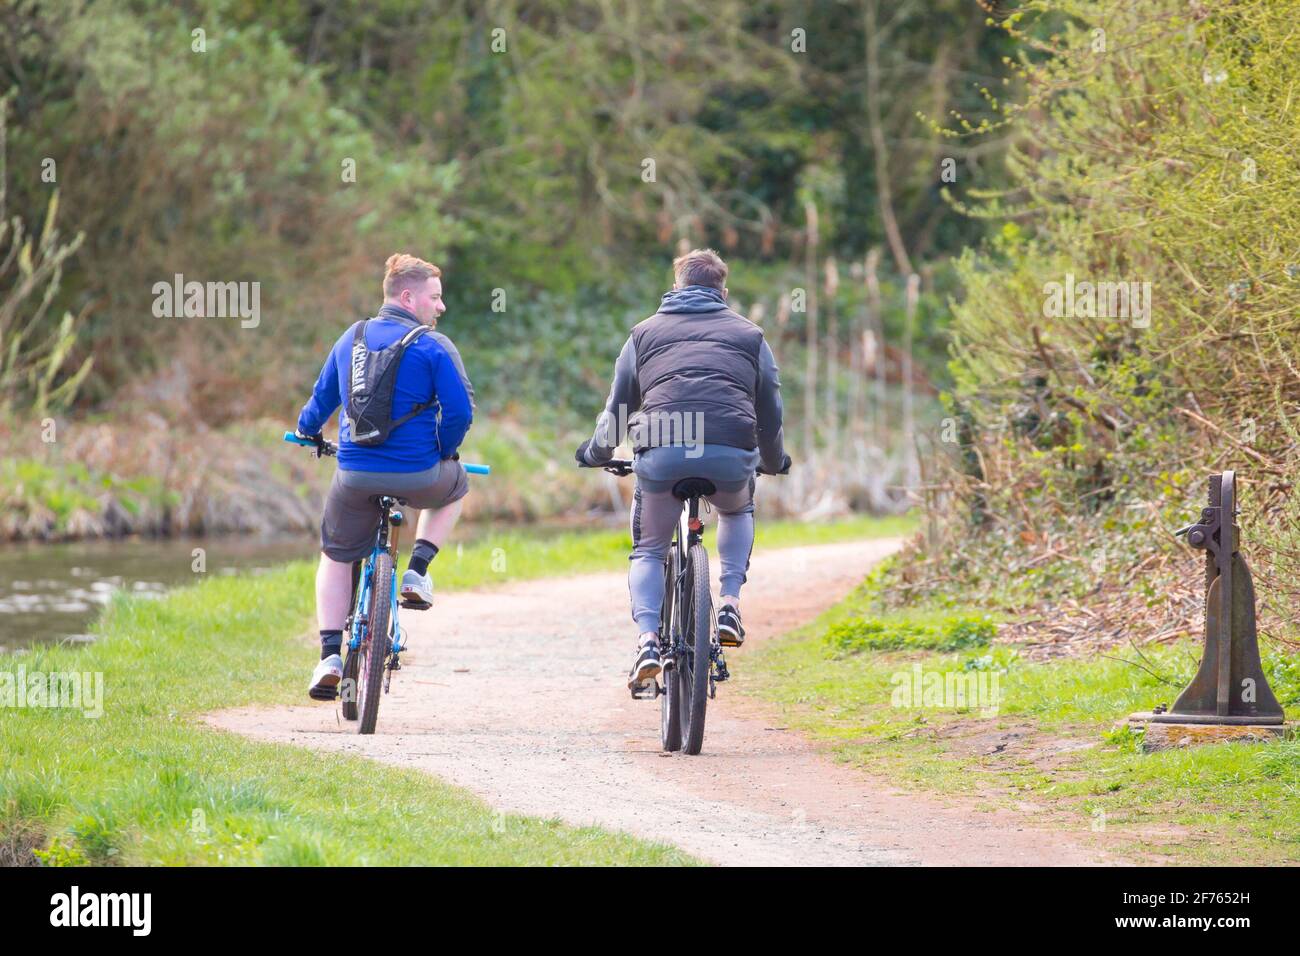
[347, 499, 404, 666]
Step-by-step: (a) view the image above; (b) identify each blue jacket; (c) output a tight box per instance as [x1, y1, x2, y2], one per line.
[297, 304, 473, 472]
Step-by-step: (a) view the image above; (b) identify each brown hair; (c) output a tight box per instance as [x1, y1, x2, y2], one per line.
[383, 253, 441, 298]
[672, 248, 728, 290]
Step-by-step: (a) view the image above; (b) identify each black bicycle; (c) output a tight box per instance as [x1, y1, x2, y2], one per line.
[582, 457, 778, 755]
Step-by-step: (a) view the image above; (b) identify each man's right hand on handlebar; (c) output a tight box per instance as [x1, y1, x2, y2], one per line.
[758, 453, 792, 477]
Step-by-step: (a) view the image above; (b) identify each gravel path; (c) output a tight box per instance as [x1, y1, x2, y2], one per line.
[206, 537, 1113, 866]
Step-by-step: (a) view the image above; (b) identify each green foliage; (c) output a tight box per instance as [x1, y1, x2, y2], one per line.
[4, 2, 458, 410]
[30, 838, 90, 868]
[890, 0, 1300, 650]
[0, 97, 92, 415]
[0, 456, 165, 535]
[0, 0, 1011, 419]
[825, 612, 995, 655]
[1102, 723, 1145, 755]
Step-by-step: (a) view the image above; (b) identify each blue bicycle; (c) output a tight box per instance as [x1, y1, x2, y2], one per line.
[284, 431, 489, 734]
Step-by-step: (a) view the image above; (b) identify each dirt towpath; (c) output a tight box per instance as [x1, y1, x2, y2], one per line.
[206, 538, 1114, 866]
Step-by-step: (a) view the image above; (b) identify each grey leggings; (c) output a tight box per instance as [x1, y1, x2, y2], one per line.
[628, 476, 755, 634]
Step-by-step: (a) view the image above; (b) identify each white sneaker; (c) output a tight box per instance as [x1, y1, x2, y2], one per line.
[400, 569, 434, 609]
[308, 654, 343, 701]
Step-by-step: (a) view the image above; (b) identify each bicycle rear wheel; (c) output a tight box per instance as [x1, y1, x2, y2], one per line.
[660, 549, 682, 752]
[679, 542, 712, 755]
[357, 552, 394, 735]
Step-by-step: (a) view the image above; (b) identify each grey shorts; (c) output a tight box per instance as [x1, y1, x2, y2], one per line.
[320, 462, 469, 562]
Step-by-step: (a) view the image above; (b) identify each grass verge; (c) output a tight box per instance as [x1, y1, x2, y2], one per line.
[743, 572, 1300, 865]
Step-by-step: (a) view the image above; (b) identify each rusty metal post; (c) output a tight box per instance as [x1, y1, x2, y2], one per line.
[1152, 471, 1283, 726]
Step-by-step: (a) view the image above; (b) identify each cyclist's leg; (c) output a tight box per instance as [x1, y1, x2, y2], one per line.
[708, 475, 756, 609]
[411, 498, 462, 562]
[627, 478, 680, 684]
[397, 461, 470, 604]
[316, 556, 352, 636]
[628, 478, 681, 635]
[312, 471, 383, 696]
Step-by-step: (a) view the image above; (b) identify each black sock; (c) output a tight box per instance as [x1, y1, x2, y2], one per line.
[408, 538, 439, 577]
[320, 629, 343, 660]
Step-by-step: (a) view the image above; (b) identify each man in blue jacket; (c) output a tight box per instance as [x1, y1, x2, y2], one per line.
[296, 254, 473, 701]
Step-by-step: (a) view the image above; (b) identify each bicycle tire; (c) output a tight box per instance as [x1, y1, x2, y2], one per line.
[680, 542, 712, 755]
[660, 549, 682, 752]
[340, 645, 359, 721]
[341, 569, 362, 720]
[357, 552, 394, 734]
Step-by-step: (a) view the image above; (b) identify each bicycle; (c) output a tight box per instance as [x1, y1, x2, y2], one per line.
[284, 430, 489, 734]
[581, 456, 777, 755]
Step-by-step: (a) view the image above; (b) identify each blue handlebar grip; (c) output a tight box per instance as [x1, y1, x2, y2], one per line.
[283, 430, 315, 447]
[463, 463, 490, 475]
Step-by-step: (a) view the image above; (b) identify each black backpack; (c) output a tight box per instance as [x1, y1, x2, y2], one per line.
[343, 319, 431, 446]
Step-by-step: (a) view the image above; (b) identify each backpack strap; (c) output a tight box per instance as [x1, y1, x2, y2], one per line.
[386, 324, 435, 429]
[345, 319, 369, 410]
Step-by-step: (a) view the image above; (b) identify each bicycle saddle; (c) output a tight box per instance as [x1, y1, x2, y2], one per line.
[671, 477, 716, 500]
[367, 494, 409, 508]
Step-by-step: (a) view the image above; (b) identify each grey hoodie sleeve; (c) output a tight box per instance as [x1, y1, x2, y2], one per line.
[756, 339, 786, 473]
[430, 330, 475, 411]
[582, 335, 640, 465]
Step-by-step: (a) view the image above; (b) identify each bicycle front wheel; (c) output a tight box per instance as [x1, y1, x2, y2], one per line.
[679, 542, 712, 755]
[357, 552, 394, 735]
[340, 646, 359, 721]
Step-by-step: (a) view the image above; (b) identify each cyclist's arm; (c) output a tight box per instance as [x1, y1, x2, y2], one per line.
[580, 335, 640, 466]
[755, 339, 787, 474]
[429, 330, 475, 412]
[297, 344, 341, 438]
[429, 347, 473, 459]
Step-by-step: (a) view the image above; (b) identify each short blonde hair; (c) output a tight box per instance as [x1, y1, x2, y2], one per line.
[673, 248, 728, 290]
[383, 253, 442, 298]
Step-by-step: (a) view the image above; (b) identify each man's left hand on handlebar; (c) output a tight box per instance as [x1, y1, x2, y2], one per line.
[574, 439, 610, 468]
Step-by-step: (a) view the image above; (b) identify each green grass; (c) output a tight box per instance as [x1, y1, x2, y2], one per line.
[744, 585, 1300, 865]
[1, 514, 907, 866]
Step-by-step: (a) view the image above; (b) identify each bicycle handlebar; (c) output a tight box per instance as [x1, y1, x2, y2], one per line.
[578, 457, 634, 476]
[283, 431, 491, 474]
[578, 456, 786, 478]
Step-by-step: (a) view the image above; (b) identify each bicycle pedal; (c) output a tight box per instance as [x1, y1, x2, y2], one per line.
[629, 679, 659, 701]
[718, 634, 743, 648]
[399, 598, 432, 611]
[308, 685, 339, 702]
